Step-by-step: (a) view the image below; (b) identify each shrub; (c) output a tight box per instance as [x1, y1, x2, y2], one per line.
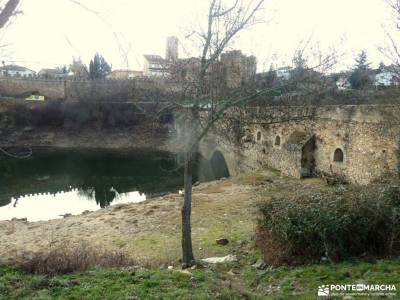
[20, 242, 135, 276]
[9, 101, 64, 128]
[32, 100, 64, 127]
[63, 102, 93, 130]
[13, 103, 32, 126]
[256, 184, 400, 266]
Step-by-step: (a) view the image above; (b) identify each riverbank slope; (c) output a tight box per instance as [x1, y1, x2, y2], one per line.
[0, 169, 399, 299]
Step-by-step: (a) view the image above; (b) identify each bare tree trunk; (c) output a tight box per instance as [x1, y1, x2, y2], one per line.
[0, 0, 20, 30]
[181, 151, 194, 267]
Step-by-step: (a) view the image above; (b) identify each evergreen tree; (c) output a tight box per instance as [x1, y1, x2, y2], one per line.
[262, 64, 277, 87]
[349, 50, 372, 89]
[378, 62, 386, 73]
[89, 53, 111, 79]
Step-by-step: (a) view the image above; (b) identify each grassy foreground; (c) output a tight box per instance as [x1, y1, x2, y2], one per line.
[1, 258, 399, 299]
[0, 169, 399, 299]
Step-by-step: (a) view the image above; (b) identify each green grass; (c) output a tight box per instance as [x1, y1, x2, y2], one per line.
[1, 258, 399, 299]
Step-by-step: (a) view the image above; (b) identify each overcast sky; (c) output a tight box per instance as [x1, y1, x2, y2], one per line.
[0, 0, 397, 73]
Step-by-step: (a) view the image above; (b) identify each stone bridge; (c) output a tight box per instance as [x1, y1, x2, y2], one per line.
[196, 104, 400, 185]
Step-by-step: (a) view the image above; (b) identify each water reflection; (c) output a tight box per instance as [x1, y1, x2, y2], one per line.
[0, 149, 184, 221]
[0, 189, 146, 222]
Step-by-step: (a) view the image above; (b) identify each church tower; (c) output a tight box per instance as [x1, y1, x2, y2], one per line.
[166, 36, 179, 62]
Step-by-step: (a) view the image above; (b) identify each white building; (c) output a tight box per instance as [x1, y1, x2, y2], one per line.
[0, 65, 36, 77]
[336, 75, 351, 90]
[276, 66, 291, 80]
[374, 71, 398, 87]
[143, 55, 171, 77]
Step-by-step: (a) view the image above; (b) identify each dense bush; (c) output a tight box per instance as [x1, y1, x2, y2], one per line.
[63, 102, 98, 130]
[256, 184, 400, 266]
[10, 101, 64, 127]
[1, 101, 149, 130]
[56, 101, 143, 130]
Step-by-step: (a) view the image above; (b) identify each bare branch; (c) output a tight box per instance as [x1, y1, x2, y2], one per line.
[0, 0, 20, 30]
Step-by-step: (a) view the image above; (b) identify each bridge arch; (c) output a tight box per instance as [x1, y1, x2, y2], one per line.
[197, 141, 237, 180]
[209, 150, 230, 180]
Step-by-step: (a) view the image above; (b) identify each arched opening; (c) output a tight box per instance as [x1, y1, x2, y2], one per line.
[301, 136, 316, 178]
[256, 131, 261, 141]
[275, 136, 281, 146]
[333, 148, 344, 162]
[210, 150, 230, 180]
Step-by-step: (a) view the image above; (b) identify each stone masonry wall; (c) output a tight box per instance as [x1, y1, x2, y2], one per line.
[201, 105, 400, 185]
[0, 77, 65, 99]
[0, 77, 182, 101]
[235, 105, 400, 184]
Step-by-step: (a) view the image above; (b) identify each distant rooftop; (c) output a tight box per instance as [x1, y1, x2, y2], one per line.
[143, 55, 166, 63]
[0, 64, 35, 72]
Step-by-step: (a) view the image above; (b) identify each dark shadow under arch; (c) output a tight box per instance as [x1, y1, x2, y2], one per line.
[301, 136, 316, 178]
[210, 150, 230, 180]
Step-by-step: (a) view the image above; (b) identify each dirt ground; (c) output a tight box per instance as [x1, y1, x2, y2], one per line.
[0, 169, 327, 265]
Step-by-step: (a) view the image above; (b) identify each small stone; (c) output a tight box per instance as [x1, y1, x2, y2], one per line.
[201, 255, 238, 264]
[252, 258, 268, 270]
[216, 238, 229, 246]
[320, 256, 330, 263]
[22, 126, 33, 132]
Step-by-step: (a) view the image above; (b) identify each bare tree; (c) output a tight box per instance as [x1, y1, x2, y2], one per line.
[176, 0, 343, 266]
[179, 0, 265, 267]
[0, 0, 32, 159]
[0, 0, 20, 30]
[380, 1, 400, 74]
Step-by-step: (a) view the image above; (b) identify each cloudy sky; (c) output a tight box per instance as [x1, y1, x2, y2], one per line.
[0, 0, 397, 73]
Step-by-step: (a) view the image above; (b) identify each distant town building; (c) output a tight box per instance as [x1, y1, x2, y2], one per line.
[38, 68, 69, 79]
[143, 36, 257, 88]
[220, 50, 257, 88]
[108, 69, 143, 79]
[0, 65, 36, 77]
[143, 55, 171, 77]
[335, 74, 352, 90]
[166, 36, 179, 62]
[275, 66, 292, 80]
[170, 57, 201, 82]
[374, 68, 399, 87]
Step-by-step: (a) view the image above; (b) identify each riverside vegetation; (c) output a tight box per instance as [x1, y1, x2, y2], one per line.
[0, 169, 399, 299]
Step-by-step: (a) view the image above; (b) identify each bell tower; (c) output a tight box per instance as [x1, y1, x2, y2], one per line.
[166, 36, 179, 62]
